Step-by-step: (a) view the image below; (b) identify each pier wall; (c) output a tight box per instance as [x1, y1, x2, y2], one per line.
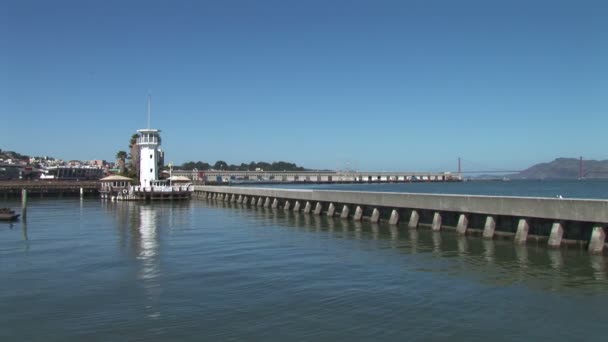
[193, 186, 608, 253]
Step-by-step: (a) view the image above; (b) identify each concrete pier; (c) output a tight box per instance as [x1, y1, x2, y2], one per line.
[194, 186, 608, 252]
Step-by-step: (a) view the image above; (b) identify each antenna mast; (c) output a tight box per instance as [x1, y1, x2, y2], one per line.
[147, 93, 151, 129]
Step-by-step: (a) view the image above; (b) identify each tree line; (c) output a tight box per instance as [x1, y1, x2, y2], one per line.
[180, 160, 307, 172]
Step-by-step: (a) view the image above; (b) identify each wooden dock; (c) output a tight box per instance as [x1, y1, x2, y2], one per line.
[0, 180, 100, 197]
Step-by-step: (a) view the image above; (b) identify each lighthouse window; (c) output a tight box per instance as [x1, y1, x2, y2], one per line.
[150, 168, 153, 173]
[150, 154, 153, 159]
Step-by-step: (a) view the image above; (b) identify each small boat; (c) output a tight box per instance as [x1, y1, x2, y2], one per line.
[0, 208, 20, 221]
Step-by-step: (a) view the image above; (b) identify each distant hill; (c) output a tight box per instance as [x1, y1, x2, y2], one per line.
[510, 158, 608, 179]
[0, 149, 30, 162]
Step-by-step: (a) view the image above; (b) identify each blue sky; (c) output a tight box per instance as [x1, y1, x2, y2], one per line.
[1, 0, 606, 172]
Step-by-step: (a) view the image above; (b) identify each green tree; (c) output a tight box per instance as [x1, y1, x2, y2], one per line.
[213, 160, 228, 170]
[115, 151, 128, 175]
[128, 134, 140, 179]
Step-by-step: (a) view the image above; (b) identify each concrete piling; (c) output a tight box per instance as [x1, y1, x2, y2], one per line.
[314, 202, 322, 215]
[340, 205, 350, 219]
[548, 222, 564, 248]
[257, 197, 263, 207]
[231, 194, 236, 202]
[588, 226, 606, 254]
[408, 210, 419, 229]
[514, 218, 529, 244]
[327, 203, 336, 217]
[303, 201, 312, 214]
[251, 197, 257, 206]
[389, 210, 399, 225]
[456, 214, 468, 235]
[80, 187, 84, 198]
[353, 206, 363, 221]
[293, 201, 301, 212]
[272, 198, 279, 209]
[432, 212, 442, 231]
[284, 200, 291, 211]
[370, 208, 380, 223]
[482, 216, 496, 239]
[264, 197, 271, 208]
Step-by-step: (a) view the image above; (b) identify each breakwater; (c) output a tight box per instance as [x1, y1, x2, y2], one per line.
[0, 180, 99, 197]
[193, 185, 607, 253]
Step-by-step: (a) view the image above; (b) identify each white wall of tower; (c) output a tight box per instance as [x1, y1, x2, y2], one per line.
[139, 146, 158, 186]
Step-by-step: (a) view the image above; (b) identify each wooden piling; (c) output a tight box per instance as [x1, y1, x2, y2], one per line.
[21, 189, 28, 221]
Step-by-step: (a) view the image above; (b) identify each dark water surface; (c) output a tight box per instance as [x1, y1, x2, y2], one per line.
[1, 194, 607, 340]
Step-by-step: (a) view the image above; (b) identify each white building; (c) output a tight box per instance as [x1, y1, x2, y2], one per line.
[137, 128, 162, 187]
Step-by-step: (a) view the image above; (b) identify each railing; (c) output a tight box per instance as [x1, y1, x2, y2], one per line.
[133, 185, 192, 192]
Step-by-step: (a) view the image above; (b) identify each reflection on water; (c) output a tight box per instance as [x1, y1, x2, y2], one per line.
[210, 199, 608, 293]
[106, 202, 178, 320]
[138, 206, 161, 319]
[2, 197, 607, 340]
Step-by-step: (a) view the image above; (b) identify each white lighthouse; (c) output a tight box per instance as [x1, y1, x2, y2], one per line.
[137, 128, 162, 187]
[137, 94, 164, 187]
[99, 95, 191, 201]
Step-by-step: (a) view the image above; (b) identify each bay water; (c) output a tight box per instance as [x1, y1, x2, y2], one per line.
[1, 180, 607, 341]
